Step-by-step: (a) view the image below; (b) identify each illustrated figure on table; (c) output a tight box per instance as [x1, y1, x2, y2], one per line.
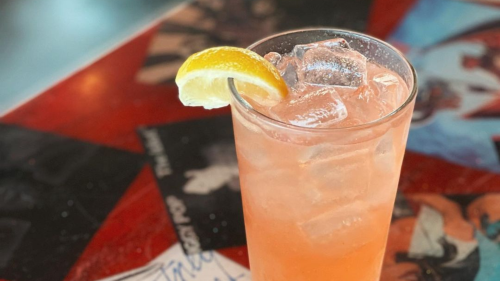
[383, 193, 500, 281]
[389, 0, 500, 173]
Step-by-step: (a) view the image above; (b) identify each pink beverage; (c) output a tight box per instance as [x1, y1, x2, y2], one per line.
[229, 29, 416, 280]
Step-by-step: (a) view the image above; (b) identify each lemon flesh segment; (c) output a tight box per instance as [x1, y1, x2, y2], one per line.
[175, 47, 288, 109]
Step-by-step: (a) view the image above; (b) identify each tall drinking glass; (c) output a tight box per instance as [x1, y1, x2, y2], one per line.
[229, 29, 417, 281]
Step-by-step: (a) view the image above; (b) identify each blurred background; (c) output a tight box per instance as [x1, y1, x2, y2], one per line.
[0, 0, 183, 113]
[0, 0, 375, 114]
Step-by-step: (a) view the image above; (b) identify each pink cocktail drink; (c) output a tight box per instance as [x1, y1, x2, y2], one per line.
[229, 29, 417, 281]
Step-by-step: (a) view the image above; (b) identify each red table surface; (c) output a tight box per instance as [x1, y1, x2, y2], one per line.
[2, 0, 500, 280]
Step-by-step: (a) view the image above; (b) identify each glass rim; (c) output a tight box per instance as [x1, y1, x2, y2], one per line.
[228, 27, 418, 133]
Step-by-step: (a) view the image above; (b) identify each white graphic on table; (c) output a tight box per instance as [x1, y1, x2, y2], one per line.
[98, 243, 250, 281]
[184, 142, 239, 195]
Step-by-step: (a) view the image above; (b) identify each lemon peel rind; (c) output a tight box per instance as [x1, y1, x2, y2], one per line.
[177, 70, 286, 109]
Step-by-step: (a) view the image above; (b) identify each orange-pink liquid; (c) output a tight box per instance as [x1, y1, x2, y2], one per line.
[231, 62, 414, 281]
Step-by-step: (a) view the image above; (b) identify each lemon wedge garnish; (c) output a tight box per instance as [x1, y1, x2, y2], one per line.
[175, 47, 288, 109]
